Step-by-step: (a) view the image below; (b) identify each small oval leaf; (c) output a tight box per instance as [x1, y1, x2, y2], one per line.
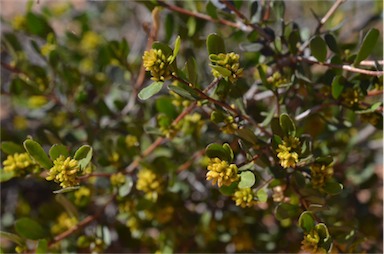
[138, 81, 164, 100]
[331, 75, 345, 99]
[310, 36, 327, 62]
[298, 211, 316, 232]
[205, 143, 231, 161]
[354, 28, 379, 66]
[49, 144, 69, 160]
[279, 113, 296, 136]
[207, 33, 226, 55]
[14, 218, 47, 240]
[74, 145, 93, 170]
[23, 140, 52, 169]
[238, 171, 256, 189]
[1, 141, 25, 155]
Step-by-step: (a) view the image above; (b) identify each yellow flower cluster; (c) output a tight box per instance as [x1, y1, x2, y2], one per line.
[206, 158, 239, 187]
[341, 88, 361, 107]
[276, 136, 301, 169]
[125, 135, 139, 148]
[221, 115, 238, 134]
[267, 72, 289, 88]
[110, 172, 126, 187]
[51, 212, 78, 234]
[46, 156, 81, 188]
[301, 229, 327, 254]
[210, 52, 243, 83]
[142, 49, 173, 81]
[232, 187, 257, 208]
[3, 153, 39, 176]
[136, 168, 163, 201]
[310, 164, 333, 190]
[74, 186, 91, 206]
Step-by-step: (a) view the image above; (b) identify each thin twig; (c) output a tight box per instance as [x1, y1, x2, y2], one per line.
[46, 194, 116, 249]
[297, 56, 384, 76]
[316, 0, 346, 33]
[125, 78, 221, 173]
[220, 0, 272, 41]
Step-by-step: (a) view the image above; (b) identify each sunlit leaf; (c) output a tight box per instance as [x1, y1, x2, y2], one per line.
[354, 28, 379, 66]
[23, 140, 53, 169]
[138, 81, 164, 100]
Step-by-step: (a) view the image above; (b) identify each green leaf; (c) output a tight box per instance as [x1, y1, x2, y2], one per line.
[14, 218, 47, 240]
[315, 156, 333, 166]
[219, 181, 238, 196]
[323, 179, 343, 195]
[235, 128, 259, 146]
[0, 171, 15, 182]
[53, 186, 80, 194]
[292, 171, 306, 188]
[271, 118, 284, 137]
[156, 97, 178, 118]
[23, 140, 53, 169]
[36, 239, 48, 253]
[186, 57, 198, 85]
[355, 101, 382, 114]
[222, 143, 234, 162]
[238, 171, 256, 189]
[172, 35, 181, 63]
[354, 28, 379, 66]
[49, 144, 69, 160]
[298, 211, 316, 232]
[205, 143, 231, 161]
[206, 1, 218, 19]
[310, 36, 327, 62]
[288, 30, 300, 54]
[187, 17, 196, 37]
[209, 64, 231, 77]
[275, 203, 300, 221]
[74, 145, 93, 169]
[0, 231, 24, 246]
[279, 113, 296, 136]
[256, 188, 268, 202]
[152, 42, 173, 57]
[25, 12, 54, 38]
[138, 81, 164, 100]
[207, 33, 226, 55]
[1, 141, 25, 155]
[168, 83, 199, 101]
[324, 33, 339, 53]
[331, 75, 345, 99]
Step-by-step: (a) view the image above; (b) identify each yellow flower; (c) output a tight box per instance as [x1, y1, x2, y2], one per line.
[74, 186, 91, 206]
[136, 168, 163, 201]
[341, 88, 361, 107]
[13, 115, 28, 130]
[310, 163, 333, 190]
[3, 153, 39, 176]
[142, 49, 172, 81]
[110, 172, 126, 187]
[125, 135, 139, 148]
[276, 136, 301, 168]
[210, 52, 243, 83]
[80, 31, 102, 53]
[232, 188, 257, 208]
[27, 96, 48, 109]
[46, 156, 81, 188]
[301, 229, 327, 254]
[51, 213, 78, 235]
[206, 158, 239, 187]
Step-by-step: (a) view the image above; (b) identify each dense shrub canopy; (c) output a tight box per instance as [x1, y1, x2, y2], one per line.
[1, 1, 383, 253]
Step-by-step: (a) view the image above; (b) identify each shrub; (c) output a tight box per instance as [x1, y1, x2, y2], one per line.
[1, 1, 383, 253]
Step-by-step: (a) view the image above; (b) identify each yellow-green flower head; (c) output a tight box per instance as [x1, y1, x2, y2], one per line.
[46, 155, 81, 188]
[233, 187, 257, 208]
[267, 72, 289, 88]
[276, 136, 301, 169]
[51, 212, 78, 235]
[310, 163, 333, 190]
[341, 88, 361, 107]
[221, 115, 238, 134]
[301, 229, 327, 254]
[125, 135, 139, 148]
[3, 153, 39, 177]
[80, 31, 103, 53]
[206, 158, 239, 187]
[136, 168, 163, 201]
[210, 52, 243, 83]
[74, 186, 91, 206]
[110, 172, 126, 187]
[143, 49, 172, 81]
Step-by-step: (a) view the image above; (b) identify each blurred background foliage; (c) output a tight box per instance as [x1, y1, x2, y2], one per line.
[0, 0, 383, 253]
